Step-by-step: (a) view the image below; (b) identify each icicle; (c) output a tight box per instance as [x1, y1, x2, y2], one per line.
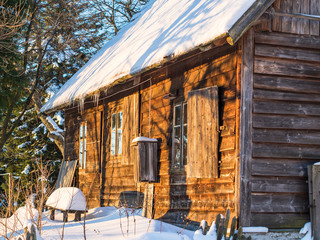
[93, 93, 99, 107]
[79, 98, 85, 114]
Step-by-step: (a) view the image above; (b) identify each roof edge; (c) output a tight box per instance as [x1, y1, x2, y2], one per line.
[227, 0, 275, 45]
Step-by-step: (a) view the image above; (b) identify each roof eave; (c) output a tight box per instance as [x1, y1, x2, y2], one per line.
[227, 0, 275, 45]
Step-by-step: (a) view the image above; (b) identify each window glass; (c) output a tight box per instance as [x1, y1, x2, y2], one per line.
[117, 112, 123, 129]
[111, 131, 116, 155]
[174, 105, 181, 126]
[80, 125, 83, 139]
[112, 114, 116, 130]
[79, 140, 83, 166]
[83, 139, 86, 168]
[84, 124, 87, 138]
[117, 129, 122, 154]
[172, 103, 187, 168]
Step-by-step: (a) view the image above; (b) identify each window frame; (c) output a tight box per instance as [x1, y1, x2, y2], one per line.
[172, 102, 187, 169]
[79, 121, 87, 169]
[111, 111, 123, 156]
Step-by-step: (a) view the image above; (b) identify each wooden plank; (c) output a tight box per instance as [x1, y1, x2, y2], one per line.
[308, 165, 314, 236]
[239, 28, 254, 227]
[254, 57, 320, 78]
[142, 183, 154, 219]
[55, 160, 77, 189]
[253, 114, 320, 130]
[251, 194, 309, 212]
[252, 143, 320, 159]
[310, 0, 320, 36]
[187, 86, 219, 178]
[253, 89, 320, 103]
[255, 44, 320, 62]
[253, 100, 320, 116]
[252, 158, 314, 177]
[254, 75, 320, 94]
[255, 32, 320, 49]
[280, 0, 293, 33]
[250, 213, 309, 228]
[272, 0, 281, 31]
[252, 129, 320, 145]
[251, 178, 308, 193]
[312, 164, 320, 239]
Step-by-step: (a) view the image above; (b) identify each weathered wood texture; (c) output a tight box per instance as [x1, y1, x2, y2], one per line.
[187, 86, 219, 178]
[239, 28, 254, 227]
[64, 108, 102, 208]
[270, 0, 320, 36]
[98, 46, 240, 228]
[248, 28, 320, 228]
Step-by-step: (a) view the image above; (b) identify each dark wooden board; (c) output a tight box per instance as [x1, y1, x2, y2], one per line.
[251, 158, 315, 177]
[253, 100, 320, 116]
[253, 89, 320, 103]
[251, 178, 308, 193]
[253, 114, 320, 130]
[252, 129, 320, 145]
[255, 44, 320, 62]
[255, 32, 320, 50]
[254, 75, 320, 94]
[254, 58, 320, 78]
[251, 194, 309, 212]
[250, 213, 309, 229]
[252, 143, 320, 159]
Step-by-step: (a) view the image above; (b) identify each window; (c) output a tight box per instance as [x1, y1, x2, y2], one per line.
[111, 111, 123, 156]
[172, 102, 187, 168]
[79, 122, 87, 169]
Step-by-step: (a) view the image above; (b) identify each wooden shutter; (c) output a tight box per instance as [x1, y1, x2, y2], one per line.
[187, 86, 219, 178]
[122, 93, 139, 164]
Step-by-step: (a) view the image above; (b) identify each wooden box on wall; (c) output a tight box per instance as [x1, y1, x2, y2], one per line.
[132, 137, 158, 182]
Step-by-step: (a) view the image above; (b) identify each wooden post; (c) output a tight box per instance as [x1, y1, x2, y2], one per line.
[63, 211, 68, 222]
[312, 164, 320, 240]
[50, 209, 55, 220]
[75, 211, 81, 221]
[308, 165, 314, 236]
[8, 173, 12, 216]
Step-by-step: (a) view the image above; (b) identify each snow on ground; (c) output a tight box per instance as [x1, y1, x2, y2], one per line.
[39, 207, 193, 240]
[0, 207, 193, 240]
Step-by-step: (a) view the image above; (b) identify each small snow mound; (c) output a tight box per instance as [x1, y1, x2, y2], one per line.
[300, 222, 311, 234]
[129, 232, 191, 240]
[300, 222, 313, 240]
[46, 187, 86, 211]
[193, 221, 217, 240]
[242, 227, 268, 233]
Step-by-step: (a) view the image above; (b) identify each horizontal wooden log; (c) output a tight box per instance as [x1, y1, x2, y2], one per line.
[255, 44, 320, 62]
[254, 58, 320, 78]
[253, 89, 320, 103]
[251, 178, 308, 193]
[251, 158, 315, 177]
[253, 114, 320, 130]
[253, 100, 320, 116]
[254, 75, 320, 94]
[251, 194, 309, 213]
[250, 213, 309, 229]
[252, 143, 320, 159]
[255, 32, 320, 50]
[253, 129, 320, 145]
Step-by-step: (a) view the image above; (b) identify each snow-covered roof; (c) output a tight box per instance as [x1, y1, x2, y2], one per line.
[42, 0, 273, 113]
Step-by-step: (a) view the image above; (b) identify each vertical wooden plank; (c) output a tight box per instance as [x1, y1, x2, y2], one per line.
[312, 164, 320, 239]
[300, 0, 310, 35]
[281, 0, 293, 33]
[239, 28, 254, 227]
[122, 93, 139, 165]
[272, 0, 282, 31]
[310, 0, 320, 35]
[187, 86, 219, 178]
[142, 183, 154, 219]
[308, 165, 314, 236]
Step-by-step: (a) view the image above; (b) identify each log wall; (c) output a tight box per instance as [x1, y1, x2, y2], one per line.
[64, 106, 102, 209]
[242, 0, 320, 228]
[98, 45, 241, 228]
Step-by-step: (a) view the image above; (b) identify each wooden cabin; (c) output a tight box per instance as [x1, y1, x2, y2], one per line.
[42, 0, 320, 230]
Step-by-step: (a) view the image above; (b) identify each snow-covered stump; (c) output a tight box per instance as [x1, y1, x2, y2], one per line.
[194, 209, 240, 240]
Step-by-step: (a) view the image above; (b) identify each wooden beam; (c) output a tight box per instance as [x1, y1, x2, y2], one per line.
[239, 28, 254, 226]
[227, 0, 274, 45]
